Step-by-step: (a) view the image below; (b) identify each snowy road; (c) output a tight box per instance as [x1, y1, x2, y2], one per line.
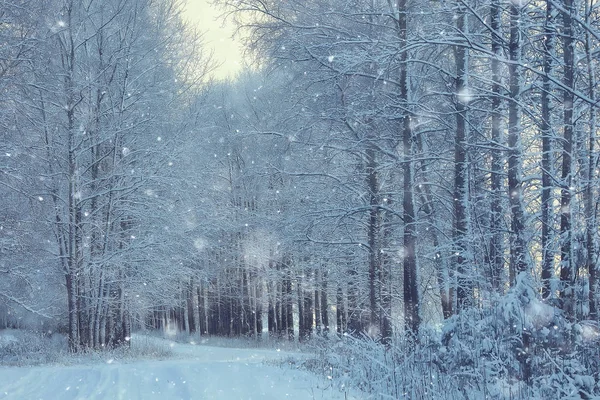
[0, 337, 355, 400]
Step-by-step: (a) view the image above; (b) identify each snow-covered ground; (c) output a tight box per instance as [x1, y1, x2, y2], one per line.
[0, 335, 357, 400]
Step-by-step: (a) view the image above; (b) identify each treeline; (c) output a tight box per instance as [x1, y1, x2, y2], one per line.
[3, 0, 600, 373]
[151, 0, 600, 347]
[193, 0, 600, 342]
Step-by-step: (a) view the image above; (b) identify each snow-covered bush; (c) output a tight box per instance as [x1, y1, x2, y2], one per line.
[303, 274, 600, 399]
[0, 329, 66, 366]
[440, 273, 600, 398]
[303, 333, 464, 399]
[0, 329, 175, 366]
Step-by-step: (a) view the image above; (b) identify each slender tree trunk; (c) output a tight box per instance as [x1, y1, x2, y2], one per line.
[314, 269, 321, 335]
[297, 273, 305, 340]
[398, 0, 420, 337]
[283, 261, 294, 340]
[454, 5, 471, 311]
[66, 272, 79, 352]
[267, 277, 277, 336]
[366, 145, 380, 331]
[507, 0, 528, 284]
[321, 268, 329, 334]
[255, 281, 263, 338]
[336, 285, 345, 335]
[489, 0, 505, 292]
[192, 282, 201, 335]
[197, 284, 205, 334]
[380, 196, 393, 345]
[303, 268, 313, 340]
[541, 0, 556, 300]
[559, 0, 575, 314]
[65, 0, 80, 350]
[183, 286, 190, 335]
[584, 0, 598, 319]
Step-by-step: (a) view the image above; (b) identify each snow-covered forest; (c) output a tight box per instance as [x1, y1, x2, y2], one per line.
[2, 0, 600, 398]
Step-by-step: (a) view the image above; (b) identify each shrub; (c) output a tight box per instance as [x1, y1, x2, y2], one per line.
[300, 274, 600, 399]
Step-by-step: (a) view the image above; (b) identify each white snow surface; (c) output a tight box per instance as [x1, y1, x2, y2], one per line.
[0, 335, 356, 400]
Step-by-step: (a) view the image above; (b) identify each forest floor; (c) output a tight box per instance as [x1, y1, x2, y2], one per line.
[0, 333, 358, 400]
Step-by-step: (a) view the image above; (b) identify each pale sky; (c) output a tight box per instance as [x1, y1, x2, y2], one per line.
[184, 0, 245, 80]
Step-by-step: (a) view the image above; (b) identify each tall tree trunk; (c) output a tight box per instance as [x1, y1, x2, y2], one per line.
[398, 0, 420, 337]
[66, 271, 79, 352]
[303, 268, 313, 341]
[559, 0, 575, 314]
[65, 0, 81, 351]
[197, 284, 206, 335]
[366, 145, 381, 331]
[541, 0, 556, 300]
[454, 4, 471, 311]
[584, 0, 598, 319]
[297, 273, 305, 340]
[283, 261, 294, 340]
[380, 196, 393, 345]
[314, 269, 321, 335]
[507, 0, 528, 284]
[489, 0, 505, 292]
[321, 268, 329, 334]
[183, 286, 190, 335]
[336, 285, 345, 335]
[255, 281, 263, 338]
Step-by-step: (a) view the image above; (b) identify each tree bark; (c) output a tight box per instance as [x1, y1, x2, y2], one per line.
[541, 0, 556, 300]
[584, 0, 598, 319]
[489, 0, 505, 292]
[507, 0, 528, 284]
[559, 0, 575, 314]
[398, 0, 420, 337]
[321, 268, 329, 334]
[454, 4, 471, 311]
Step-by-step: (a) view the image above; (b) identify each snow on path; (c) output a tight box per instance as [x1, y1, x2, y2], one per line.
[0, 336, 355, 400]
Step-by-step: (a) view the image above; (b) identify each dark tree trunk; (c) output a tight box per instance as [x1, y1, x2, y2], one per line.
[187, 281, 196, 334]
[507, 0, 528, 284]
[489, 0, 505, 292]
[453, 6, 471, 312]
[314, 269, 321, 335]
[541, 0, 555, 300]
[380, 198, 394, 345]
[255, 280, 263, 338]
[559, 0, 575, 314]
[303, 269, 313, 340]
[197, 285, 206, 334]
[366, 145, 380, 329]
[66, 272, 79, 352]
[297, 274, 305, 340]
[336, 285, 345, 336]
[584, 0, 598, 319]
[321, 269, 329, 334]
[283, 263, 294, 340]
[398, 0, 420, 337]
